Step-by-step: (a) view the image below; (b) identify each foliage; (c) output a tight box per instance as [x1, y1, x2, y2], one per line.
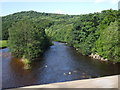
[8, 19, 51, 61]
[2, 9, 119, 62]
[0, 40, 7, 48]
[46, 9, 119, 62]
[93, 21, 120, 62]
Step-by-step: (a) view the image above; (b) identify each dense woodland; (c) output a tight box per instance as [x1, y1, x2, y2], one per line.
[8, 20, 51, 61]
[1, 9, 120, 63]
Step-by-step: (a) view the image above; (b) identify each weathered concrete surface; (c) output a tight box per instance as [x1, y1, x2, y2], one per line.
[21, 75, 119, 88]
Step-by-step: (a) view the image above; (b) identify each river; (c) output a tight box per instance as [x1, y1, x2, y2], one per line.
[1, 41, 120, 89]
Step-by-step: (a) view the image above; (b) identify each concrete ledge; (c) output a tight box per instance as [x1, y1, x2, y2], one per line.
[21, 75, 119, 88]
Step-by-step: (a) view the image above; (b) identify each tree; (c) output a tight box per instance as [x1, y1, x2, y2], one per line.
[8, 19, 51, 66]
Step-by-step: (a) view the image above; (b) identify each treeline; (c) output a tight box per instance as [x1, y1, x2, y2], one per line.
[8, 19, 51, 60]
[2, 9, 120, 63]
[2, 11, 55, 69]
[2, 11, 80, 40]
[46, 9, 120, 63]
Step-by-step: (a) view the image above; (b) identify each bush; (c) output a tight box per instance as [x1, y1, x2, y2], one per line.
[8, 19, 50, 62]
[0, 40, 7, 48]
[94, 21, 120, 62]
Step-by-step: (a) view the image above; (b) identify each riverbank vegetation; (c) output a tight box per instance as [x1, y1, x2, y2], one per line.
[2, 9, 120, 63]
[7, 19, 52, 69]
[47, 9, 119, 63]
[0, 40, 7, 48]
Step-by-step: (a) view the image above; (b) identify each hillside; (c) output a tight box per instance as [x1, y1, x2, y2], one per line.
[2, 9, 120, 62]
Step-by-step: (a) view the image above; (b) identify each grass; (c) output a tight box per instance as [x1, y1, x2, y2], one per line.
[0, 40, 7, 48]
[21, 56, 31, 69]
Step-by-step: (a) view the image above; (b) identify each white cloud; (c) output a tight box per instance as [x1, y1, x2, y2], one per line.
[95, 0, 106, 3]
[95, 0, 119, 4]
[0, 0, 97, 2]
[54, 10, 64, 14]
[110, 0, 119, 4]
[0, 0, 119, 4]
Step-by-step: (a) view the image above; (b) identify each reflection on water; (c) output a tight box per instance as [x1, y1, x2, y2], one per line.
[1, 42, 120, 89]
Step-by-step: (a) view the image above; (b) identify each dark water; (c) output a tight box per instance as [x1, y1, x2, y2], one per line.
[1, 42, 120, 89]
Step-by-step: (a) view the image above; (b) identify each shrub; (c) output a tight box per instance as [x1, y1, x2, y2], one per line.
[8, 19, 50, 64]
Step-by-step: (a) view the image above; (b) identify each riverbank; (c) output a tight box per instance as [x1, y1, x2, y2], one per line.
[54, 41, 119, 63]
[2, 42, 120, 89]
[89, 53, 108, 62]
[20, 75, 119, 88]
[0, 40, 7, 49]
[63, 43, 109, 62]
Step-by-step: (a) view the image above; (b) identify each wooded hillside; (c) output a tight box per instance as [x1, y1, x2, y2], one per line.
[2, 9, 120, 63]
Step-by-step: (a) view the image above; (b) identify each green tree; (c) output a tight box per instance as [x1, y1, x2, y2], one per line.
[8, 19, 51, 64]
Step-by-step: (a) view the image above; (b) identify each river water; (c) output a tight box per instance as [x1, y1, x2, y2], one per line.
[1, 41, 120, 89]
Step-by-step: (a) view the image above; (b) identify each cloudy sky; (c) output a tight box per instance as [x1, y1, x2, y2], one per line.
[0, 0, 119, 16]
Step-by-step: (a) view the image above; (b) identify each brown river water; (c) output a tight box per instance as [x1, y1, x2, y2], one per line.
[1, 41, 120, 89]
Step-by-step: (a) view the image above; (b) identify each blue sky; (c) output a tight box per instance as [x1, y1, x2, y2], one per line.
[1, 0, 119, 16]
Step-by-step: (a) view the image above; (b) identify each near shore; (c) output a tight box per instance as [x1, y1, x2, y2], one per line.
[21, 75, 118, 88]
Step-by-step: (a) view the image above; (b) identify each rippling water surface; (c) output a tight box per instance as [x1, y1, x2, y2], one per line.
[1, 42, 120, 89]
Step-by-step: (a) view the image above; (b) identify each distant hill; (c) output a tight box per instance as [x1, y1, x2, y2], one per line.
[2, 9, 120, 62]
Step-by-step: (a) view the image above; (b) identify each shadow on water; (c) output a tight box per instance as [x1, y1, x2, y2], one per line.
[1, 41, 120, 89]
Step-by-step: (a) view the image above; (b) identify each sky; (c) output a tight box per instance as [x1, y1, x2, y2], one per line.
[0, 0, 119, 16]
